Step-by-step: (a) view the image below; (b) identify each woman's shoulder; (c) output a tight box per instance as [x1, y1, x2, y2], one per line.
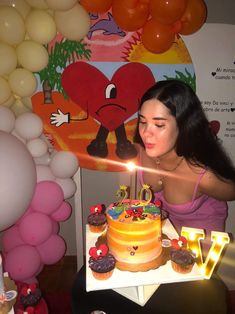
[197, 167, 235, 201]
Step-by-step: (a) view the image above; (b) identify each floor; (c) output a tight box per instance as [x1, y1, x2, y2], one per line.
[37, 255, 78, 294]
[37, 255, 235, 314]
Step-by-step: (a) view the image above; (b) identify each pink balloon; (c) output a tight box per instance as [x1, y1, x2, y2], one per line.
[19, 212, 52, 246]
[51, 220, 60, 234]
[15, 206, 33, 225]
[51, 201, 72, 222]
[36, 234, 66, 265]
[4, 245, 41, 281]
[2, 225, 24, 252]
[30, 180, 64, 214]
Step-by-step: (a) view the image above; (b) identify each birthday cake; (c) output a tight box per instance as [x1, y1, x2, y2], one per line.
[106, 198, 162, 272]
[88, 184, 170, 276]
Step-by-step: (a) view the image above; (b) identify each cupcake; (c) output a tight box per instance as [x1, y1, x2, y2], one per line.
[170, 236, 195, 274]
[88, 244, 116, 280]
[19, 283, 42, 307]
[87, 204, 107, 233]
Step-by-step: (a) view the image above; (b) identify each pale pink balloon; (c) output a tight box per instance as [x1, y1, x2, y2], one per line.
[51, 201, 72, 222]
[30, 181, 64, 214]
[19, 212, 52, 246]
[36, 234, 66, 265]
[36, 164, 55, 182]
[2, 225, 24, 252]
[4, 245, 41, 281]
[0, 131, 36, 231]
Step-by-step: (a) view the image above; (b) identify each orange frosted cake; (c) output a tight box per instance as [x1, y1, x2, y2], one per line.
[106, 199, 162, 272]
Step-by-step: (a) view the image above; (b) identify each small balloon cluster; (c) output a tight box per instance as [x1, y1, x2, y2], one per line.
[0, 105, 79, 283]
[0, 0, 91, 116]
[81, 0, 207, 54]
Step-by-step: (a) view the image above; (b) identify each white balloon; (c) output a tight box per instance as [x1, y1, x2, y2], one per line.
[15, 112, 43, 140]
[55, 177, 77, 199]
[16, 40, 49, 72]
[36, 164, 54, 182]
[0, 76, 12, 105]
[45, 0, 77, 11]
[11, 128, 26, 144]
[50, 151, 79, 178]
[0, 105, 15, 132]
[0, 42, 17, 76]
[8, 68, 37, 98]
[27, 138, 48, 157]
[34, 152, 51, 165]
[0, 130, 36, 231]
[25, 9, 57, 44]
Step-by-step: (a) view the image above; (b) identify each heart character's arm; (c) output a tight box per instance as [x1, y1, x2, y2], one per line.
[50, 109, 70, 127]
[50, 109, 89, 127]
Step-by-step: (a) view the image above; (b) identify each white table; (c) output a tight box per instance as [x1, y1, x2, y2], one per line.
[86, 219, 204, 306]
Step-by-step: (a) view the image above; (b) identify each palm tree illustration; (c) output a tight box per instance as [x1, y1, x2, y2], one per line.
[36, 38, 91, 104]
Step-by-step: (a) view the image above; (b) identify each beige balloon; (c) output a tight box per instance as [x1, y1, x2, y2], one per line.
[21, 96, 33, 110]
[0, 77, 12, 105]
[1, 94, 15, 108]
[16, 40, 49, 72]
[0, 0, 31, 19]
[10, 98, 31, 117]
[54, 3, 91, 41]
[25, 0, 48, 9]
[0, 6, 25, 45]
[45, 0, 77, 11]
[0, 42, 17, 76]
[25, 9, 57, 44]
[8, 68, 37, 97]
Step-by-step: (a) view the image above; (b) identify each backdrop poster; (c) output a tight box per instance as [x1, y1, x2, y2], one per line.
[32, 11, 195, 172]
[183, 23, 235, 289]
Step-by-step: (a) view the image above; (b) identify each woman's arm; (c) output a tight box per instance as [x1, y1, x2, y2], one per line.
[199, 170, 235, 201]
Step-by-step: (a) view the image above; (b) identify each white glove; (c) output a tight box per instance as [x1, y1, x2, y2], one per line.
[50, 109, 70, 127]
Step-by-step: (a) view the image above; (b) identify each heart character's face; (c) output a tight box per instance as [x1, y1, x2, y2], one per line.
[89, 244, 109, 259]
[61, 62, 155, 131]
[90, 204, 103, 214]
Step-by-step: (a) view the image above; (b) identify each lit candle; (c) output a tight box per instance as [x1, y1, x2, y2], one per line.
[126, 162, 137, 199]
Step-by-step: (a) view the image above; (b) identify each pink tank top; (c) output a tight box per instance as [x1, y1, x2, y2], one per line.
[138, 164, 228, 238]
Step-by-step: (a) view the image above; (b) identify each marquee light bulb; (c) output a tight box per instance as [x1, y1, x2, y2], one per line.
[181, 227, 230, 279]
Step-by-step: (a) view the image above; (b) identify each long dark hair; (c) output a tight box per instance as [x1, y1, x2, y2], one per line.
[134, 79, 235, 182]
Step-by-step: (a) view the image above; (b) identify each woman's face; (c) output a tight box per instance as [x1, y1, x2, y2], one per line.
[138, 99, 179, 158]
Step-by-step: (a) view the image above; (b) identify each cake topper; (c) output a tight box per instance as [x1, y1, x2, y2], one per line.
[115, 184, 153, 205]
[138, 184, 152, 205]
[116, 185, 128, 205]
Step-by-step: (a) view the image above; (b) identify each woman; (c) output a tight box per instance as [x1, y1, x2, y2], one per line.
[134, 79, 235, 243]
